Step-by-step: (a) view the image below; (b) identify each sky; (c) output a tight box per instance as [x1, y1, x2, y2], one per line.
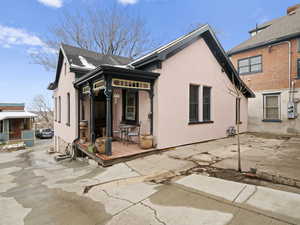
[0, 0, 299, 108]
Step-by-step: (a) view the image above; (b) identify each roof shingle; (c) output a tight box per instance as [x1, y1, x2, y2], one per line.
[229, 8, 300, 55]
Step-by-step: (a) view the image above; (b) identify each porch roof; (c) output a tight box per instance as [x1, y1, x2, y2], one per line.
[74, 64, 160, 87]
[0, 111, 37, 121]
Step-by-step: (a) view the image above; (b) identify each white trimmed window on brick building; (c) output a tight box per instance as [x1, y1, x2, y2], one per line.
[263, 93, 281, 121]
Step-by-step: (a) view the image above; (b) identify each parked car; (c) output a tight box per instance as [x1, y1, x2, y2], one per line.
[36, 128, 54, 139]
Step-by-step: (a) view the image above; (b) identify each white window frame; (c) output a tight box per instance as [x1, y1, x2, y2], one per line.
[263, 93, 281, 121]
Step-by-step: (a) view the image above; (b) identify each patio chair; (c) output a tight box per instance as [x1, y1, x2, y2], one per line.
[113, 125, 125, 142]
[127, 122, 141, 144]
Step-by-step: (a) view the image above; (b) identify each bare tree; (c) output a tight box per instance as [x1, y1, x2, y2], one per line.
[30, 6, 155, 71]
[29, 95, 54, 128]
[226, 73, 249, 172]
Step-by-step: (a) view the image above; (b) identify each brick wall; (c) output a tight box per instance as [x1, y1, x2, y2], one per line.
[0, 106, 24, 111]
[230, 38, 300, 91]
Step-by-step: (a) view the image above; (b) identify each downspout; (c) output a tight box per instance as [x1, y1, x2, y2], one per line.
[268, 40, 291, 101]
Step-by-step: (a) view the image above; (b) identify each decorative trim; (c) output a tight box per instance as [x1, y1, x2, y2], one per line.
[82, 85, 90, 95]
[112, 78, 151, 90]
[93, 80, 105, 91]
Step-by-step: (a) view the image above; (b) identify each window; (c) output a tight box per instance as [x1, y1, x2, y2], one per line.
[66, 93, 70, 126]
[189, 85, 199, 122]
[64, 62, 67, 76]
[203, 87, 211, 121]
[297, 39, 300, 53]
[236, 98, 241, 124]
[263, 94, 280, 121]
[122, 90, 138, 123]
[238, 55, 262, 75]
[58, 96, 61, 123]
[55, 97, 57, 121]
[297, 59, 300, 78]
[0, 120, 3, 133]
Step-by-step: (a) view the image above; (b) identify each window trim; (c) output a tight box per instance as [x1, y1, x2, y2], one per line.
[58, 96, 61, 123]
[262, 93, 281, 122]
[66, 93, 70, 126]
[236, 98, 242, 125]
[189, 84, 199, 123]
[297, 59, 300, 79]
[54, 97, 57, 122]
[203, 86, 212, 122]
[122, 89, 139, 125]
[238, 55, 262, 75]
[188, 84, 214, 125]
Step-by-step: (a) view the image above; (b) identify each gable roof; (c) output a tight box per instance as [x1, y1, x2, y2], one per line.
[48, 44, 131, 90]
[131, 24, 255, 98]
[228, 7, 300, 55]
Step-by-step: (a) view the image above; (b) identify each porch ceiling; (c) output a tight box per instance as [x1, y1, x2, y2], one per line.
[74, 64, 160, 87]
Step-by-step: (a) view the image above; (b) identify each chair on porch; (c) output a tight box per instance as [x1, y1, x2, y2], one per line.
[127, 122, 141, 144]
[113, 125, 125, 142]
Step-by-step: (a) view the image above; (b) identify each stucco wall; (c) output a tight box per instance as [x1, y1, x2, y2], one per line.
[53, 57, 78, 152]
[154, 38, 248, 149]
[112, 88, 151, 137]
[248, 88, 300, 134]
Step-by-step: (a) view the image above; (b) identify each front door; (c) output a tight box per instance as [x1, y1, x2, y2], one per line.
[9, 119, 22, 140]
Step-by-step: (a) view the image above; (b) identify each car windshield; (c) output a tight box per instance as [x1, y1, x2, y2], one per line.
[43, 129, 52, 132]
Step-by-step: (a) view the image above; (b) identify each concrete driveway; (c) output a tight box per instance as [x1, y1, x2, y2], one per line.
[0, 137, 299, 225]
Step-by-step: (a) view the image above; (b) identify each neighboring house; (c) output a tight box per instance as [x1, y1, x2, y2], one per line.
[48, 24, 254, 162]
[0, 103, 36, 147]
[228, 4, 300, 135]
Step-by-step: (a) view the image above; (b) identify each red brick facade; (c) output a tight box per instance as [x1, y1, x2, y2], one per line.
[230, 38, 300, 91]
[0, 106, 24, 111]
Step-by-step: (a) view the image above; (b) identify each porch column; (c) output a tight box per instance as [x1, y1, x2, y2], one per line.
[89, 82, 96, 143]
[149, 82, 154, 135]
[104, 76, 112, 156]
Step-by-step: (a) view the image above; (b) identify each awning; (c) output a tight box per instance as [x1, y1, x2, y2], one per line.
[0, 111, 37, 121]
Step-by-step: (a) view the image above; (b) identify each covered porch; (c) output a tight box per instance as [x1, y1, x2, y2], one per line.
[0, 112, 36, 147]
[74, 65, 160, 165]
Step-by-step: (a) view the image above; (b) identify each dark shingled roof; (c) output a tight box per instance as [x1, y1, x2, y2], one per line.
[61, 44, 132, 69]
[48, 44, 131, 90]
[228, 7, 300, 55]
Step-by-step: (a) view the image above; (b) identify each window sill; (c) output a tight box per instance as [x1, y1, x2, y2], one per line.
[262, 119, 282, 123]
[239, 71, 262, 76]
[189, 120, 214, 125]
[121, 120, 139, 125]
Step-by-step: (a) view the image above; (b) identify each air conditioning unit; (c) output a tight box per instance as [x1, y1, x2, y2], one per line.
[287, 101, 297, 119]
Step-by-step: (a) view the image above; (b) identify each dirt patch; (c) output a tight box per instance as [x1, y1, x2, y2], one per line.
[247, 132, 291, 140]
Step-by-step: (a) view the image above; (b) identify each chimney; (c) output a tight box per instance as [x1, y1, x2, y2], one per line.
[287, 4, 300, 15]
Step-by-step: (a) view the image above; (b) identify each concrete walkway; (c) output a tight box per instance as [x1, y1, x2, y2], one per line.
[1, 139, 299, 225]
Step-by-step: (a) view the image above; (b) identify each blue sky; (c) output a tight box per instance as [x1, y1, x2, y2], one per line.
[0, 0, 298, 107]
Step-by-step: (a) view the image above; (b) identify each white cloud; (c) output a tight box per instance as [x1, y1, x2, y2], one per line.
[37, 0, 63, 8]
[0, 24, 55, 54]
[118, 0, 138, 5]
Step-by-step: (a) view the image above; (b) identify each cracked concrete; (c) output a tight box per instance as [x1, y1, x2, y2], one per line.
[0, 137, 298, 225]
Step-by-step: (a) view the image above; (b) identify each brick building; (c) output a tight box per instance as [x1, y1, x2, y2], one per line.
[228, 4, 300, 135]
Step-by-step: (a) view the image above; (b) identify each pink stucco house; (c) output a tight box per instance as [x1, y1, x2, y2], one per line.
[48, 24, 254, 165]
